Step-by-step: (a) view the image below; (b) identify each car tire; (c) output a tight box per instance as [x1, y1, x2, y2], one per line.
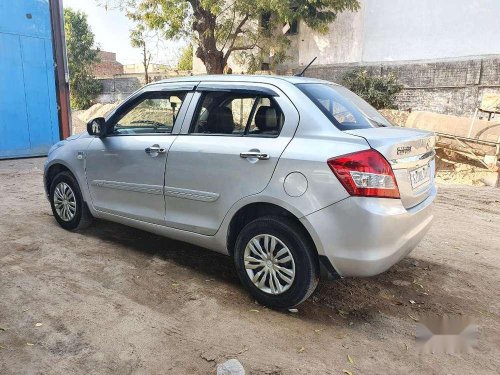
[234, 215, 319, 309]
[49, 171, 93, 231]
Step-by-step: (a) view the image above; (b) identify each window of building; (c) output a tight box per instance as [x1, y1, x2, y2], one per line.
[287, 19, 299, 35]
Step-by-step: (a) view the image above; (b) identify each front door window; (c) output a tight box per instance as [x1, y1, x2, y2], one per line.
[113, 92, 187, 135]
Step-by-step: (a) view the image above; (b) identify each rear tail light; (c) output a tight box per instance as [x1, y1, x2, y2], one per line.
[327, 149, 400, 199]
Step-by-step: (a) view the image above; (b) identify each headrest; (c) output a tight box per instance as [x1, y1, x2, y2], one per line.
[255, 106, 279, 131]
[206, 107, 234, 134]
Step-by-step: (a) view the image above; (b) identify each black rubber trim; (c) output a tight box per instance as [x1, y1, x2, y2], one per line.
[196, 83, 278, 96]
[319, 255, 341, 280]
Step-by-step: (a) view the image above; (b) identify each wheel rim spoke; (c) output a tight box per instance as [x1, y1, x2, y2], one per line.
[269, 270, 276, 294]
[252, 239, 267, 258]
[244, 234, 295, 295]
[275, 268, 293, 284]
[271, 271, 282, 294]
[269, 237, 277, 258]
[258, 269, 268, 289]
[275, 248, 288, 259]
[245, 262, 263, 270]
[248, 244, 262, 260]
[275, 265, 294, 277]
[276, 255, 292, 264]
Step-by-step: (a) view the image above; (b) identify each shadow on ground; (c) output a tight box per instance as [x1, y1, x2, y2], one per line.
[78, 217, 473, 329]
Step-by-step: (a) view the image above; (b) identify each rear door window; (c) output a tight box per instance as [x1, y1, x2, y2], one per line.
[190, 91, 284, 137]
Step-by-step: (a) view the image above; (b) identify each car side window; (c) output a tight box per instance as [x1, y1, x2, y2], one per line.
[246, 97, 284, 137]
[112, 91, 187, 135]
[190, 91, 284, 137]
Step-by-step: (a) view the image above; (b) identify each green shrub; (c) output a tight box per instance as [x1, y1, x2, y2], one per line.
[342, 69, 403, 109]
[178, 44, 193, 71]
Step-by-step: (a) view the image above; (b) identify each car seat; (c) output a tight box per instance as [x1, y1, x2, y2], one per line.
[253, 106, 281, 135]
[206, 107, 235, 134]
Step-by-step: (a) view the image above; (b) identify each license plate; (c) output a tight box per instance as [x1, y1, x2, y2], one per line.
[410, 163, 431, 189]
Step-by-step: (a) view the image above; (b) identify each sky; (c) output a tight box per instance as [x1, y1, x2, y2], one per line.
[63, 0, 187, 66]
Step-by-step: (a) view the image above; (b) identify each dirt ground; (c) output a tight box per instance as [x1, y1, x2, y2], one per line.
[0, 158, 499, 375]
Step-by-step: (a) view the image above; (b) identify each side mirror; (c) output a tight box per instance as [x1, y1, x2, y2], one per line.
[87, 117, 107, 137]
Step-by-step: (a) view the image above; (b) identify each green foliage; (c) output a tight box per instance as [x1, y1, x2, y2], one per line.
[104, 0, 360, 73]
[64, 8, 101, 110]
[129, 22, 152, 82]
[130, 23, 147, 49]
[342, 69, 404, 109]
[178, 44, 193, 70]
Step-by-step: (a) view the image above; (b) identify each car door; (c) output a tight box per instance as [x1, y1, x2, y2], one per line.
[85, 86, 194, 225]
[163, 82, 300, 235]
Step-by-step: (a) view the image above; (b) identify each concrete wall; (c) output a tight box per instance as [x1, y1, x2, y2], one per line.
[123, 63, 170, 74]
[301, 55, 500, 116]
[298, 0, 500, 67]
[96, 56, 499, 117]
[295, 8, 364, 66]
[97, 75, 143, 103]
[96, 72, 193, 103]
[361, 0, 500, 62]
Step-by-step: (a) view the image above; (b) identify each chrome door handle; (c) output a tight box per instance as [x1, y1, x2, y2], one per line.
[240, 152, 270, 160]
[145, 145, 166, 154]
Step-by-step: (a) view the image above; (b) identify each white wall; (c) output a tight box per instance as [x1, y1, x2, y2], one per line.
[296, 7, 364, 66]
[298, 0, 500, 66]
[361, 0, 500, 62]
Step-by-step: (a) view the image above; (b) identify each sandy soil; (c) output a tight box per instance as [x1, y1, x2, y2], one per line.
[0, 157, 499, 374]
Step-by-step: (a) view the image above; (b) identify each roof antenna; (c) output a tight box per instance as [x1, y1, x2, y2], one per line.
[295, 57, 317, 77]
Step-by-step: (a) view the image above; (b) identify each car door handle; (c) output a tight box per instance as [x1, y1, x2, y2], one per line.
[240, 152, 270, 160]
[145, 145, 166, 154]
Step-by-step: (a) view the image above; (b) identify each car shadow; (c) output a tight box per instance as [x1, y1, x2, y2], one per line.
[298, 257, 477, 327]
[81, 218, 239, 282]
[80, 219, 473, 326]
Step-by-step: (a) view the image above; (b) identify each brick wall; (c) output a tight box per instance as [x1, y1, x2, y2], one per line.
[299, 55, 500, 116]
[93, 51, 124, 78]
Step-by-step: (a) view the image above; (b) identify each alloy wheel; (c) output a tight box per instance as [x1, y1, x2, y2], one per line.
[53, 182, 77, 222]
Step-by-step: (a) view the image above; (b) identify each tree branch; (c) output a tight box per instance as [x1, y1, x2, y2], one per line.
[223, 13, 249, 60]
[220, 6, 237, 51]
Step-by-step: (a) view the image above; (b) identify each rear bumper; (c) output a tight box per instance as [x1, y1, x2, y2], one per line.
[301, 186, 436, 277]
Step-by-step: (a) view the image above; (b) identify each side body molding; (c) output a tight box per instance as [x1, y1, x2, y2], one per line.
[163, 186, 220, 202]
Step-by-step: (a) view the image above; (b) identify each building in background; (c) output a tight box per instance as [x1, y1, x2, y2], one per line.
[92, 51, 124, 77]
[284, 0, 500, 67]
[286, 0, 500, 116]
[192, 0, 500, 116]
[0, 0, 70, 159]
[123, 62, 169, 74]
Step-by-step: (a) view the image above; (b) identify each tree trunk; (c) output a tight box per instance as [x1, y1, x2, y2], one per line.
[143, 44, 149, 83]
[196, 46, 224, 74]
[192, 3, 224, 74]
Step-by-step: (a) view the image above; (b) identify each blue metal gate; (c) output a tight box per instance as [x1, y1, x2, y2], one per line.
[0, 0, 60, 158]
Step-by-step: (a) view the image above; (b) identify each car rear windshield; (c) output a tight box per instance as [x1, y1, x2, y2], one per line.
[296, 83, 392, 130]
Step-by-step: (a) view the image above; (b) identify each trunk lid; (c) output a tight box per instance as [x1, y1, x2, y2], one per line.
[346, 127, 436, 209]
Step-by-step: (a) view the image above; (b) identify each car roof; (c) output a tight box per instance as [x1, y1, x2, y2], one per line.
[150, 74, 337, 86]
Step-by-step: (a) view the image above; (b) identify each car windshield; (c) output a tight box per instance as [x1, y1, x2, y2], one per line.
[296, 83, 392, 130]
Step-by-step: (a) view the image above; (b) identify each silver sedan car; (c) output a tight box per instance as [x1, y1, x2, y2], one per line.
[44, 75, 436, 308]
